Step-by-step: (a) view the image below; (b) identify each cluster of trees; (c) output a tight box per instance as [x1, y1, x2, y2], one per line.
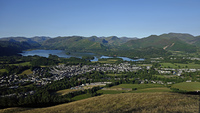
[82, 56, 95, 61]
[60, 57, 93, 65]
[182, 71, 200, 82]
[0, 85, 101, 108]
[30, 57, 59, 67]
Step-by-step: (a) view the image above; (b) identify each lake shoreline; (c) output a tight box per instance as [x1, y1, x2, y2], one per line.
[20, 49, 144, 62]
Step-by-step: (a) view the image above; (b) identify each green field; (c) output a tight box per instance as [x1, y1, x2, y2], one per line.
[10, 62, 31, 66]
[106, 73, 124, 76]
[97, 84, 168, 94]
[130, 87, 171, 93]
[161, 62, 200, 69]
[72, 94, 92, 101]
[153, 74, 176, 78]
[0, 69, 8, 73]
[171, 82, 200, 92]
[138, 64, 152, 67]
[97, 90, 127, 94]
[111, 84, 164, 89]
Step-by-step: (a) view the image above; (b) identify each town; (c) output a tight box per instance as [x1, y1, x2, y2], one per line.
[1, 61, 199, 94]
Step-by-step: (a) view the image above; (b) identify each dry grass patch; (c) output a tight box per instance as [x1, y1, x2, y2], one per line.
[2, 92, 198, 113]
[19, 69, 32, 75]
[55, 89, 77, 96]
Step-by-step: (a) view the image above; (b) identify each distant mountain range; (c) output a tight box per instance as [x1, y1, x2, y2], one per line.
[0, 33, 199, 57]
[122, 33, 199, 53]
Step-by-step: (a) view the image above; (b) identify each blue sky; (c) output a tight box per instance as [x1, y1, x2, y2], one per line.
[0, 0, 200, 38]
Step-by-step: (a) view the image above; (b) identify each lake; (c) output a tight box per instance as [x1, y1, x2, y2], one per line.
[20, 50, 144, 62]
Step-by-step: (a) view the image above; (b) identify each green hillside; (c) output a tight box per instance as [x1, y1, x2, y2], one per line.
[88, 36, 135, 47]
[41, 36, 107, 50]
[0, 37, 41, 48]
[159, 33, 195, 43]
[0, 41, 36, 56]
[122, 33, 197, 53]
[193, 36, 200, 47]
[0, 33, 199, 56]
[1, 92, 198, 113]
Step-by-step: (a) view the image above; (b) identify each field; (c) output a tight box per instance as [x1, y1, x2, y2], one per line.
[71, 94, 92, 101]
[55, 89, 77, 96]
[171, 82, 200, 92]
[153, 74, 176, 78]
[1, 92, 198, 113]
[111, 84, 164, 89]
[0, 69, 7, 73]
[161, 62, 200, 69]
[56, 85, 105, 96]
[97, 59, 119, 63]
[138, 64, 152, 67]
[106, 73, 124, 76]
[97, 90, 127, 94]
[10, 62, 31, 66]
[97, 84, 169, 94]
[19, 69, 32, 75]
[131, 87, 171, 93]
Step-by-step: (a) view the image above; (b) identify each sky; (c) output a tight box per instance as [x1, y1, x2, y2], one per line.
[0, 0, 200, 38]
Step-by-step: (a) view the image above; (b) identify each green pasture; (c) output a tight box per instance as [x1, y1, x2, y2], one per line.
[10, 62, 31, 66]
[97, 90, 127, 94]
[97, 84, 170, 94]
[153, 75, 176, 78]
[171, 82, 200, 92]
[138, 64, 152, 67]
[0, 69, 8, 73]
[161, 62, 200, 69]
[111, 84, 164, 89]
[130, 87, 171, 93]
[106, 73, 124, 76]
[71, 94, 92, 101]
[96, 58, 121, 64]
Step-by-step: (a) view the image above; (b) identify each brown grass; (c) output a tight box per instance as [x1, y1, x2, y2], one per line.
[19, 69, 32, 75]
[0, 92, 199, 113]
[55, 89, 77, 96]
[56, 85, 105, 96]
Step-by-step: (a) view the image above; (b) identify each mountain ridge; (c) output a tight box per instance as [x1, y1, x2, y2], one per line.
[0, 33, 199, 56]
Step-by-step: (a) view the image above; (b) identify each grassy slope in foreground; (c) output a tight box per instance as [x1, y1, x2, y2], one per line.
[171, 82, 200, 92]
[1, 92, 199, 113]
